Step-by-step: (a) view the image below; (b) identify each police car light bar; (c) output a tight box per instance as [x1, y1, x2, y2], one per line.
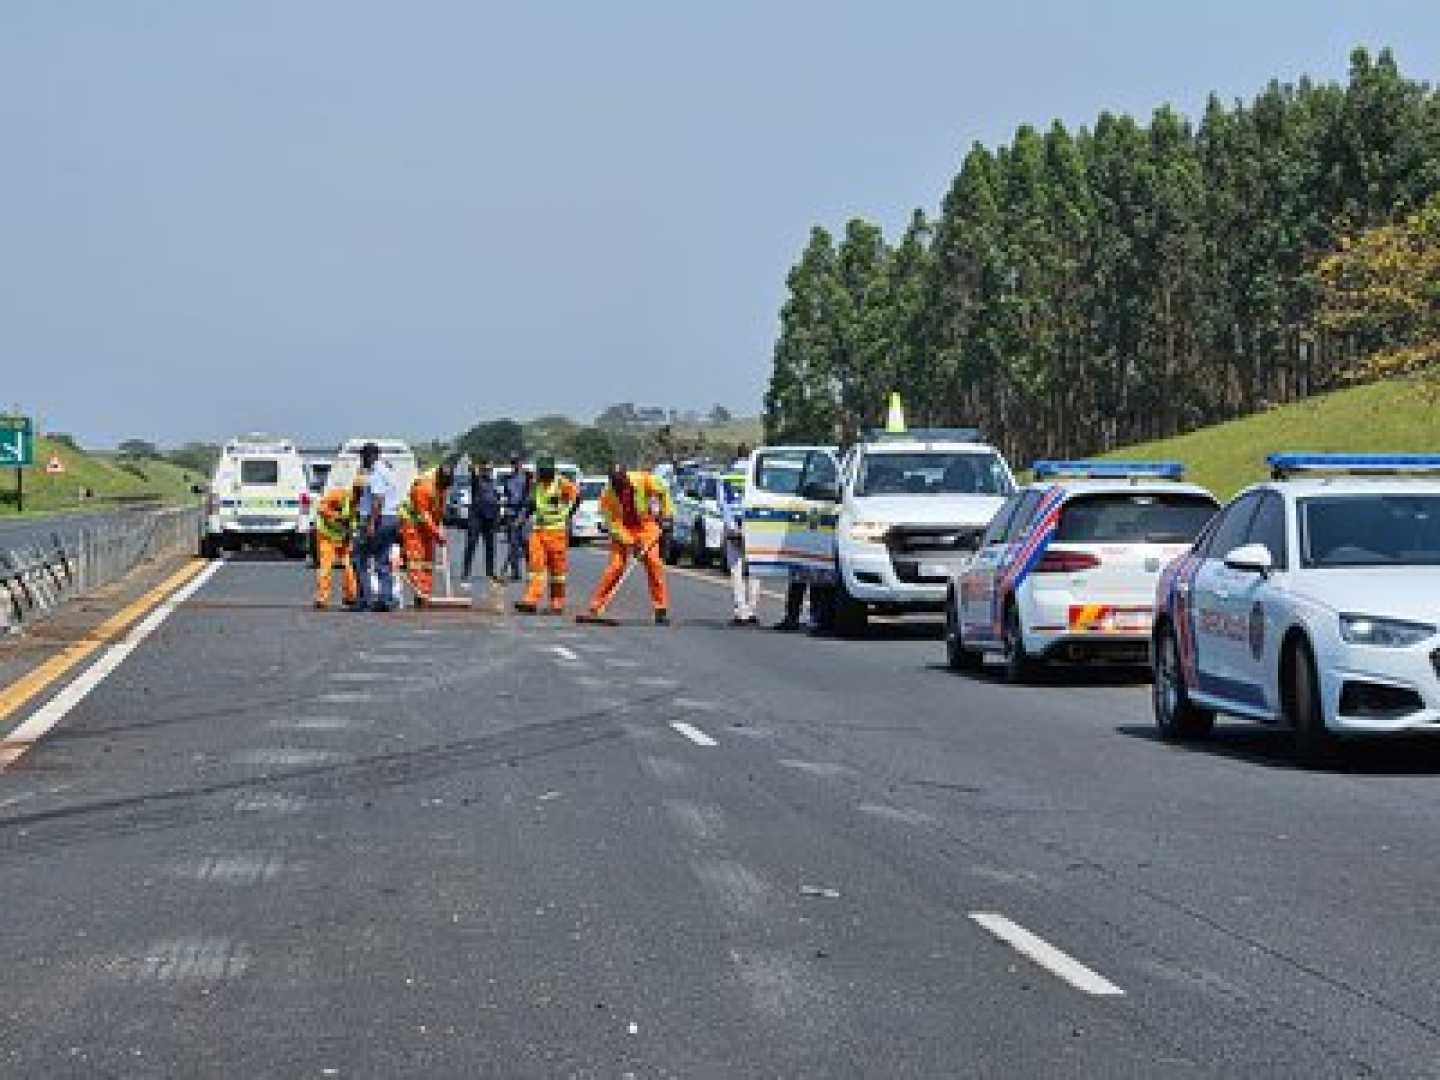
[1032, 459, 1185, 481]
[863, 427, 984, 444]
[1267, 453, 1440, 479]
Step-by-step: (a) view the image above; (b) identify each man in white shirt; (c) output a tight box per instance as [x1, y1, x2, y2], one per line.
[353, 442, 401, 612]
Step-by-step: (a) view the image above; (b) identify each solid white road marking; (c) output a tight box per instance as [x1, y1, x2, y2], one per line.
[0, 560, 223, 770]
[550, 645, 580, 662]
[969, 912, 1124, 996]
[669, 720, 717, 747]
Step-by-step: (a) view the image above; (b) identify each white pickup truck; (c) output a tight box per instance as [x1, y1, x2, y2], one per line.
[744, 430, 1016, 636]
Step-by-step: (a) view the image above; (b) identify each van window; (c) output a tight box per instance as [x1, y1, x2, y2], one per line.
[241, 459, 279, 485]
[1055, 492, 1218, 544]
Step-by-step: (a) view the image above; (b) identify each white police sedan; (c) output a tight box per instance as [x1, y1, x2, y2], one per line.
[1151, 454, 1440, 765]
[947, 460, 1218, 680]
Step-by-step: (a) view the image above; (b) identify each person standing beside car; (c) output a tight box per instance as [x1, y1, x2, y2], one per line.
[502, 456, 532, 583]
[464, 459, 502, 584]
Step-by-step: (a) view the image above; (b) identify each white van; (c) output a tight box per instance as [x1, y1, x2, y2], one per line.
[202, 435, 310, 558]
[326, 438, 420, 507]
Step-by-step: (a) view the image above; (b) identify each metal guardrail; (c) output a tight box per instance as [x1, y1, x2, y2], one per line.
[1, 507, 201, 636]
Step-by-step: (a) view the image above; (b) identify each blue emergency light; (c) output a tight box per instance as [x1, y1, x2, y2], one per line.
[1032, 459, 1185, 481]
[1268, 453, 1440, 479]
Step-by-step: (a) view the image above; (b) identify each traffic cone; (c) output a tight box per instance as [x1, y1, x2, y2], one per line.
[885, 391, 906, 434]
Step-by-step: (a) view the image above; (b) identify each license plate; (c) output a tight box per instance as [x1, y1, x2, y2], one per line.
[921, 562, 950, 579]
[1114, 610, 1151, 632]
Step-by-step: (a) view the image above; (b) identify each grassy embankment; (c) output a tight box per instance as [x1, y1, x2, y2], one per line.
[0, 437, 205, 516]
[1097, 378, 1440, 498]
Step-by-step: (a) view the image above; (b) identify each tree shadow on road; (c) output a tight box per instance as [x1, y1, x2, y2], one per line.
[929, 661, 1151, 689]
[1115, 722, 1440, 775]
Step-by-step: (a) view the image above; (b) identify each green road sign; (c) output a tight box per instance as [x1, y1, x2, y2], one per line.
[0, 416, 34, 468]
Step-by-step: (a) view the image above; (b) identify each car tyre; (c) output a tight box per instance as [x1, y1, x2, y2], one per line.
[691, 521, 709, 569]
[1152, 621, 1214, 740]
[832, 578, 869, 639]
[1291, 640, 1337, 768]
[946, 587, 983, 673]
[200, 535, 219, 560]
[1001, 600, 1040, 684]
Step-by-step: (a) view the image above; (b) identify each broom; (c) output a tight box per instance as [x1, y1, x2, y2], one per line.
[575, 535, 661, 627]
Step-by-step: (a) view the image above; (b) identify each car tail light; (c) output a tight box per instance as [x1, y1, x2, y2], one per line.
[1034, 550, 1101, 574]
[299, 492, 311, 512]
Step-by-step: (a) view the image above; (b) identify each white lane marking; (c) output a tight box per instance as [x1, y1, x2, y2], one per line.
[637, 676, 678, 689]
[329, 672, 386, 683]
[131, 937, 251, 983]
[670, 720, 717, 747]
[856, 802, 935, 827]
[778, 758, 851, 778]
[969, 912, 1124, 997]
[672, 697, 720, 712]
[272, 715, 362, 731]
[0, 561, 224, 771]
[169, 853, 287, 884]
[234, 792, 310, 815]
[317, 691, 371, 704]
[549, 645, 580, 662]
[234, 748, 344, 767]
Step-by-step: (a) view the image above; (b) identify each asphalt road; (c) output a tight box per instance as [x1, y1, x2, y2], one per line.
[3, 540, 1440, 1076]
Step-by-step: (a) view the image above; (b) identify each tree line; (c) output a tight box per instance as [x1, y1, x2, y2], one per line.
[764, 47, 1440, 463]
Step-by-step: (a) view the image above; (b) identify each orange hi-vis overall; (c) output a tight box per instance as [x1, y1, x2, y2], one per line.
[588, 471, 673, 615]
[314, 488, 359, 607]
[398, 470, 447, 600]
[521, 476, 580, 612]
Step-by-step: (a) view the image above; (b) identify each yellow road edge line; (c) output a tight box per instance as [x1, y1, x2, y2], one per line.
[0, 558, 209, 728]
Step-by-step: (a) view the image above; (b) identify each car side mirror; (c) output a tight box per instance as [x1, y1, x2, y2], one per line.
[800, 481, 840, 502]
[1224, 542, 1273, 576]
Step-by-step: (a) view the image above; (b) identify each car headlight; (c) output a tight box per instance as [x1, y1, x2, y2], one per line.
[848, 521, 889, 544]
[1339, 614, 1437, 648]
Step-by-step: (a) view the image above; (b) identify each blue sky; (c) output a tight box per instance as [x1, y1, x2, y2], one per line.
[2, 0, 1436, 447]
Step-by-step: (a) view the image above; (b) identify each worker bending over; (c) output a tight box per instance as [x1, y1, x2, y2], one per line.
[515, 455, 580, 615]
[398, 464, 453, 606]
[313, 480, 363, 609]
[582, 463, 674, 625]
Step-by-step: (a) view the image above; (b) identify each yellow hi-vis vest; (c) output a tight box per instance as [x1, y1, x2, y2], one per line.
[316, 491, 355, 543]
[533, 477, 576, 533]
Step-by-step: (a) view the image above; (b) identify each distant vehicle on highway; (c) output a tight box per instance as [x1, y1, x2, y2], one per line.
[571, 476, 608, 542]
[668, 469, 743, 569]
[326, 438, 419, 505]
[201, 435, 309, 559]
[1152, 453, 1440, 765]
[947, 461, 1219, 680]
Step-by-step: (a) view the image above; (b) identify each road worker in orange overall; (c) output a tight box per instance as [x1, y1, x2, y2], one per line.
[397, 464, 453, 606]
[582, 462, 674, 625]
[514, 455, 580, 615]
[313, 479, 363, 609]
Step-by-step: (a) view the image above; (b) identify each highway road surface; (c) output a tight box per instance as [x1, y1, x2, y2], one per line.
[3, 543, 1440, 1076]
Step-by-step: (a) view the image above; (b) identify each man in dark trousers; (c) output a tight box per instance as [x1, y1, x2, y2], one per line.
[462, 459, 502, 584]
[502, 455, 532, 582]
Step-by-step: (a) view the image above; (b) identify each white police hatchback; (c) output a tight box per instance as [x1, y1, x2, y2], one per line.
[948, 461, 1219, 680]
[1152, 454, 1440, 765]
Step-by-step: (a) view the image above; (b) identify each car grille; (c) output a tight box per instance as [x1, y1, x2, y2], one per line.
[886, 525, 984, 585]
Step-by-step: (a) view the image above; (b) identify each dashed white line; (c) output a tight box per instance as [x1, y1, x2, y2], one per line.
[669, 720, 717, 747]
[969, 912, 1124, 997]
[550, 645, 580, 662]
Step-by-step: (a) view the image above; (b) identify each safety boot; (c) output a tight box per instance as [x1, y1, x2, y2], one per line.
[514, 601, 538, 614]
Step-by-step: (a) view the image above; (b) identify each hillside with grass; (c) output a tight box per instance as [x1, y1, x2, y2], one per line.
[1097, 378, 1440, 498]
[0, 437, 206, 516]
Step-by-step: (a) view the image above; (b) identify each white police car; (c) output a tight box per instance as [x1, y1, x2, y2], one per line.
[947, 461, 1219, 680]
[1152, 454, 1440, 764]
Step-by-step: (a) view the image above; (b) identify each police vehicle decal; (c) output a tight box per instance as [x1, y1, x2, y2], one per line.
[1160, 549, 1204, 689]
[990, 485, 1067, 637]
